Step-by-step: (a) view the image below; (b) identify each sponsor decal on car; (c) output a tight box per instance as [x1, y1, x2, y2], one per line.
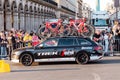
[61, 49, 74, 56]
[38, 52, 58, 56]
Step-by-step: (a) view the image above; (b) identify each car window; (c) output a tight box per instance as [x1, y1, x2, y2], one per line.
[74, 39, 78, 45]
[43, 39, 58, 47]
[77, 39, 91, 45]
[58, 38, 75, 46]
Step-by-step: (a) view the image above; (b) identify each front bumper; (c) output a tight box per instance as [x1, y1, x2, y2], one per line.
[11, 53, 20, 63]
[11, 59, 19, 63]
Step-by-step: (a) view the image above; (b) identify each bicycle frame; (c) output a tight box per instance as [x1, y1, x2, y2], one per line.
[38, 18, 94, 40]
[69, 19, 88, 33]
[45, 19, 62, 33]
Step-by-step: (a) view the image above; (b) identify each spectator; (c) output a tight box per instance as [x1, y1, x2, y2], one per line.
[7, 31, 16, 50]
[103, 32, 109, 56]
[15, 30, 24, 48]
[109, 31, 114, 56]
[111, 20, 120, 51]
[0, 32, 8, 58]
[107, 24, 112, 33]
[32, 33, 40, 46]
[115, 23, 120, 38]
[114, 22, 120, 51]
[23, 32, 32, 47]
[93, 30, 103, 44]
[112, 20, 119, 37]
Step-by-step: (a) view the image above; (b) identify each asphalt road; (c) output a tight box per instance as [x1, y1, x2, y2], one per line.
[0, 56, 120, 80]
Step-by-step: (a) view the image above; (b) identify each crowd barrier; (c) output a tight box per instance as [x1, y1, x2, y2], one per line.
[112, 39, 120, 53]
[0, 43, 8, 59]
[0, 42, 30, 60]
[100, 38, 120, 55]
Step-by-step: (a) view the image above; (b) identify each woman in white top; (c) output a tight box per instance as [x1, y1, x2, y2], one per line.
[103, 32, 109, 55]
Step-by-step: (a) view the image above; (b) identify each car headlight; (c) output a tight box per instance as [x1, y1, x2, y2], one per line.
[13, 51, 22, 56]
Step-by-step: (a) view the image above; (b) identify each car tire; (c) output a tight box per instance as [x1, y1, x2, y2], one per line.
[76, 52, 89, 64]
[20, 53, 34, 66]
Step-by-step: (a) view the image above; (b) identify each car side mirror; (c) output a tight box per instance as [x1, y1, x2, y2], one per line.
[35, 44, 44, 49]
[39, 44, 43, 48]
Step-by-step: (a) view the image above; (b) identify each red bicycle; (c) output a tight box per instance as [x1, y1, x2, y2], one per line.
[67, 18, 95, 37]
[37, 19, 70, 40]
[37, 18, 94, 40]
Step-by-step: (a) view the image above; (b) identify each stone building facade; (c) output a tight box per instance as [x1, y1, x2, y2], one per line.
[82, 3, 92, 20]
[54, 0, 83, 18]
[0, 0, 83, 32]
[106, 0, 120, 25]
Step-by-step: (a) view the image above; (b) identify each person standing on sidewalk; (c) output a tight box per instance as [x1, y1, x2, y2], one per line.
[103, 32, 109, 56]
[0, 32, 8, 59]
[7, 31, 16, 60]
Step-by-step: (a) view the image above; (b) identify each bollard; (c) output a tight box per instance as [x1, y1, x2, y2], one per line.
[0, 60, 11, 73]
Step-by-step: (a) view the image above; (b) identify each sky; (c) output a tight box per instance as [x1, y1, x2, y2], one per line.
[83, 0, 113, 11]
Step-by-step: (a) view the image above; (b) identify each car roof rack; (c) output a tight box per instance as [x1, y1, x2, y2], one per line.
[48, 35, 86, 39]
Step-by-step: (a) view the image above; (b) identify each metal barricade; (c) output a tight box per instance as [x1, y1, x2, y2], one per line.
[15, 42, 25, 49]
[0, 42, 30, 60]
[112, 39, 120, 54]
[0, 43, 8, 59]
[0, 41, 34, 60]
[100, 38, 120, 55]
[8, 42, 26, 60]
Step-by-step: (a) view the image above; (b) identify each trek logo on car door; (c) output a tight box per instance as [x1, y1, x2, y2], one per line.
[38, 52, 58, 56]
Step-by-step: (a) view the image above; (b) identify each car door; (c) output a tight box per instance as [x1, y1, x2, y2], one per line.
[56, 38, 77, 58]
[75, 38, 93, 52]
[34, 38, 59, 59]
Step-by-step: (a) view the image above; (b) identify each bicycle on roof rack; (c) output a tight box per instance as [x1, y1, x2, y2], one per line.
[37, 18, 95, 40]
[67, 18, 95, 38]
[37, 19, 70, 40]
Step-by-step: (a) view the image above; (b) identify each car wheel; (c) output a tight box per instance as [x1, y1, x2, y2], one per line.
[76, 52, 89, 64]
[20, 53, 33, 66]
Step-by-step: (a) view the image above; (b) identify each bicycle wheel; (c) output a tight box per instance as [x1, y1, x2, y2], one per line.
[70, 27, 78, 36]
[62, 25, 72, 36]
[37, 26, 51, 40]
[81, 24, 95, 38]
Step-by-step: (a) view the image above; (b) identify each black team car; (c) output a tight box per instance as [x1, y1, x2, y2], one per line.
[11, 36, 103, 66]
